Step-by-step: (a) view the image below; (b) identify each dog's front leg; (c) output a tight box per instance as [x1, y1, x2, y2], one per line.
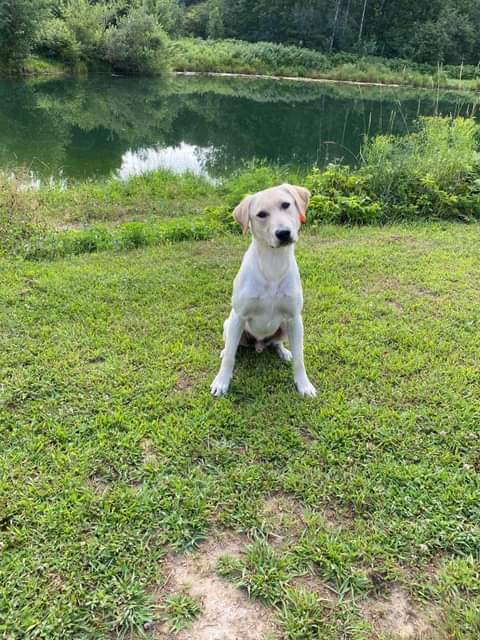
[287, 315, 316, 397]
[211, 310, 245, 396]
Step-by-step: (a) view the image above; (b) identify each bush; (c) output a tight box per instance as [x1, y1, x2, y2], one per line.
[0, 0, 50, 70]
[37, 18, 82, 65]
[306, 166, 381, 224]
[61, 0, 114, 63]
[143, 0, 184, 37]
[103, 7, 168, 74]
[306, 117, 480, 224]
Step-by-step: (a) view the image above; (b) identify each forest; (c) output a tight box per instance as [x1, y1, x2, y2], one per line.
[1, 0, 479, 74]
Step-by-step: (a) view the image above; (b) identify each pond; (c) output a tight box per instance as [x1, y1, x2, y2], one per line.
[2, 74, 479, 183]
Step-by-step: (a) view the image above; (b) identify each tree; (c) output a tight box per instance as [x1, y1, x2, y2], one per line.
[207, 0, 224, 39]
[103, 6, 168, 73]
[142, 0, 185, 36]
[0, 0, 50, 69]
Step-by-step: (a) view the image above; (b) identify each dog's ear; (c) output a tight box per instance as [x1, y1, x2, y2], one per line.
[233, 194, 253, 233]
[283, 184, 310, 222]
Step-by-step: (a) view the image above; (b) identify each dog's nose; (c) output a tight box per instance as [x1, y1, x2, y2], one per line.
[275, 229, 291, 243]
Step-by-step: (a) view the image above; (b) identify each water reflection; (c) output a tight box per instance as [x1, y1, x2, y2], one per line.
[116, 143, 213, 180]
[0, 74, 478, 182]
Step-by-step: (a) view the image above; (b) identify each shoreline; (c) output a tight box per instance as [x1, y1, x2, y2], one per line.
[174, 69, 404, 89]
[174, 70, 480, 93]
[1, 65, 477, 94]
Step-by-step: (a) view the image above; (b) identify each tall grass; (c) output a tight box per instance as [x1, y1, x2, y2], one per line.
[170, 38, 480, 90]
[0, 171, 48, 255]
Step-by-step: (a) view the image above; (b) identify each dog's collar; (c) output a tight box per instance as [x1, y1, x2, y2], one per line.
[299, 213, 306, 224]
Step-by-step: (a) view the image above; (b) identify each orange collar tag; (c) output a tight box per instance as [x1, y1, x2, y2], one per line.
[299, 213, 306, 224]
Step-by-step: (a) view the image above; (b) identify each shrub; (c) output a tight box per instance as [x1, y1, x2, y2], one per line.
[143, 0, 184, 37]
[60, 0, 114, 63]
[306, 117, 480, 224]
[37, 17, 82, 65]
[103, 7, 168, 74]
[306, 166, 381, 224]
[0, 0, 50, 70]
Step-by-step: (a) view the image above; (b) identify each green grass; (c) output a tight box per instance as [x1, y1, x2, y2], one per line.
[0, 55, 70, 77]
[34, 169, 221, 226]
[2, 223, 480, 638]
[170, 38, 480, 91]
[162, 592, 202, 632]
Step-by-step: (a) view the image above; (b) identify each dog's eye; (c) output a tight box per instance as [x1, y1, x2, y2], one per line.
[257, 211, 269, 219]
[281, 202, 291, 209]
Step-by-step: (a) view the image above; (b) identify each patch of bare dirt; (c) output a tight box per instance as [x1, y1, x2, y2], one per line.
[54, 222, 85, 231]
[156, 533, 276, 640]
[387, 235, 419, 244]
[86, 476, 110, 495]
[364, 276, 402, 295]
[323, 503, 354, 530]
[385, 299, 403, 313]
[140, 438, 158, 465]
[409, 285, 440, 298]
[360, 585, 439, 639]
[262, 493, 306, 546]
[174, 376, 194, 392]
[289, 574, 337, 606]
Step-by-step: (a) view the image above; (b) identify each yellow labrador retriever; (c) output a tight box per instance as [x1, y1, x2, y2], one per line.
[211, 183, 316, 397]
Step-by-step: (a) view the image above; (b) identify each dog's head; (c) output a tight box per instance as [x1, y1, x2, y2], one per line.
[233, 183, 310, 248]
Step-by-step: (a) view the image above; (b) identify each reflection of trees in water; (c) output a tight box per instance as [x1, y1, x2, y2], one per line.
[0, 80, 72, 173]
[0, 75, 478, 179]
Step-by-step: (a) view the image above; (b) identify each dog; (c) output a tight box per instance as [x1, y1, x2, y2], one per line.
[210, 183, 316, 398]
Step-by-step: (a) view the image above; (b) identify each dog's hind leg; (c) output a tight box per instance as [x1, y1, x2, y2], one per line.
[270, 324, 292, 362]
[273, 342, 293, 362]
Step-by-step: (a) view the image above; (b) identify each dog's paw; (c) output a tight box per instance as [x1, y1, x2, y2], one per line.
[276, 345, 292, 362]
[210, 374, 230, 397]
[295, 377, 317, 398]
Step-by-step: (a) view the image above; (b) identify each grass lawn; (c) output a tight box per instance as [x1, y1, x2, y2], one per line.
[1, 222, 480, 639]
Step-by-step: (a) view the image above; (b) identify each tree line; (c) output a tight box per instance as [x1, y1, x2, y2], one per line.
[1, 0, 479, 73]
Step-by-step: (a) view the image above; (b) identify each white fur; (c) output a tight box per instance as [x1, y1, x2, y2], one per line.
[210, 184, 316, 398]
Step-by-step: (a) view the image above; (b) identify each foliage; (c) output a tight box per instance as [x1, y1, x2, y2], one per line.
[306, 116, 480, 224]
[37, 17, 83, 65]
[4, 0, 480, 76]
[31, 0, 169, 72]
[103, 7, 168, 74]
[184, 1, 209, 39]
[0, 172, 47, 256]
[206, 0, 224, 40]
[143, 0, 185, 37]
[0, 0, 50, 70]
[59, 0, 114, 63]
